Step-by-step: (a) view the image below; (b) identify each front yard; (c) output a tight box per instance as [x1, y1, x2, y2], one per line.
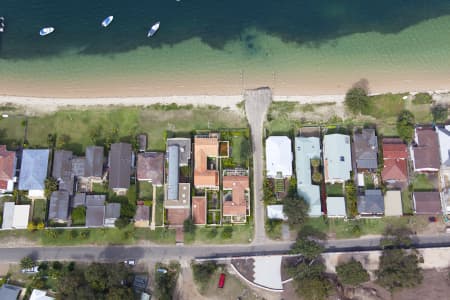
[32, 199, 47, 223]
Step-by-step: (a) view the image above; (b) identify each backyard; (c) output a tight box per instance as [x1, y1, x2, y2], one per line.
[0, 104, 247, 153]
[155, 186, 165, 226]
[32, 199, 47, 223]
[412, 174, 437, 191]
[326, 183, 344, 197]
[138, 181, 153, 200]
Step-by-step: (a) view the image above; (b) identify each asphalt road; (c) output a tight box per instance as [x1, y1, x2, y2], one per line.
[2, 234, 450, 263]
[244, 88, 272, 244]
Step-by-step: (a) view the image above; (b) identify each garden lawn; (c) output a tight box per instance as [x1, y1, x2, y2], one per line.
[185, 225, 253, 244]
[412, 174, 435, 191]
[365, 93, 406, 119]
[326, 183, 344, 197]
[230, 136, 250, 168]
[155, 186, 165, 226]
[32, 199, 47, 222]
[138, 181, 153, 200]
[0, 105, 247, 153]
[402, 190, 414, 215]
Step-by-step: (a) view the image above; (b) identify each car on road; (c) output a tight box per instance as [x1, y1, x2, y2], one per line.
[21, 266, 39, 274]
[218, 273, 226, 288]
[156, 268, 168, 274]
[124, 259, 136, 266]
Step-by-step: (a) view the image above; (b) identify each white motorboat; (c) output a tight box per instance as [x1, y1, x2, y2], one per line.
[0, 17, 5, 33]
[39, 27, 55, 36]
[147, 21, 160, 37]
[101, 16, 114, 27]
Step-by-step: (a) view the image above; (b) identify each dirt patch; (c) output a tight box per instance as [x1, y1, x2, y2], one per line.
[392, 268, 450, 300]
[231, 258, 255, 282]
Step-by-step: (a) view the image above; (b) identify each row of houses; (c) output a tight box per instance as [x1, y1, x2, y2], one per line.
[165, 134, 250, 227]
[265, 125, 450, 219]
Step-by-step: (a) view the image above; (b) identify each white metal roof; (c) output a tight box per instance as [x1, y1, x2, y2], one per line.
[326, 197, 347, 217]
[323, 134, 352, 182]
[265, 136, 293, 178]
[266, 205, 287, 220]
[13, 205, 30, 229]
[384, 191, 403, 216]
[436, 125, 450, 167]
[1, 202, 14, 229]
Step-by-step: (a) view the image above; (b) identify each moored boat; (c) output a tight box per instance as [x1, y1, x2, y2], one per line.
[101, 16, 114, 27]
[39, 27, 55, 36]
[147, 21, 160, 37]
[0, 17, 5, 33]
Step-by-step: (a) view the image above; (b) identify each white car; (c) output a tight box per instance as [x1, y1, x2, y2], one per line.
[21, 266, 39, 274]
[124, 259, 136, 266]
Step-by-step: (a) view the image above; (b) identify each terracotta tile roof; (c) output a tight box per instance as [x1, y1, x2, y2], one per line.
[412, 128, 440, 171]
[223, 176, 249, 217]
[166, 208, 190, 226]
[194, 137, 219, 187]
[136, 152, 164, 185]
[0, 145, 15, 182]
[414, 192, 442, 214]
[382, 159, 408, 182]
[382, 141, 408, 160]
[192, 196, 206, 225]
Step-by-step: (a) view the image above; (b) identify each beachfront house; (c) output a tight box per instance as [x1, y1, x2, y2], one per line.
[18, 149, 50, 198]
[353, 129, 378, 172]
[265, 136, 293, 178]
[108, 143, 133, 195]
[436, 125, 450, 215]
[411, 127, 440, 173]
[0, 145, 16, 194]
[295, 136, 322, 217]
[84, 146, 104, 181]
[52, 150, 75, 195]
[323, 134, 352, 183]
[193, 135, 220, 189]
[165, 142, 191, 227]
[137, 152, 164, 186]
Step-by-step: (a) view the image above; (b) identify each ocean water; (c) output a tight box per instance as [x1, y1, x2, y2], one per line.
[0, 0, 450, 95]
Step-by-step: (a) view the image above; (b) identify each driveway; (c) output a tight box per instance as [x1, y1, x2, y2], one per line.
[244, 88, 272, 244]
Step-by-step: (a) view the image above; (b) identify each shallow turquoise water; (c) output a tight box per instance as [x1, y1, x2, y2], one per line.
[0, 1, 449, 94]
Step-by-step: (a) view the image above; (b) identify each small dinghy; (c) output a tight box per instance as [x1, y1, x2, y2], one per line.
[0, 17, 5, 33]
[101, 16, 114, 27]
[147, 21, 160, 37]
[39, 27, 55, 36]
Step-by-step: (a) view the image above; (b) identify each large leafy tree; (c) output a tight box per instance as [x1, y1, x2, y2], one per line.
[396, 110, 415, 143]
[376, 226, 423, 291]
[290, 237, 324, 260]
[345, 87, 370, 115]
[20, 256, 35, 269]
[336, 259, 369, 286]
[283, 194, 309, 228]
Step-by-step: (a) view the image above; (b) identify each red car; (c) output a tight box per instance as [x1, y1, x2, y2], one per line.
[218, 273, 226, 288]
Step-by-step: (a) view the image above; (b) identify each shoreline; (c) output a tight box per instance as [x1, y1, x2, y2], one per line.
[1, 89, 449, 114]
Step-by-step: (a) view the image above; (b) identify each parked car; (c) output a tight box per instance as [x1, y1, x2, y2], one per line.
[124, 259, 136, 266]
[218, 273, 226, 288]
[156, 268, 168, 274]
[21, 266, 39, 274]
[428, 216, 437, 223]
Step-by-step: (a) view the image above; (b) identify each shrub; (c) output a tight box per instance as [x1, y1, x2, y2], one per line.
[432, 104, 448, 122]
[336, 259, 369, 285]
[312, 172, 323, 184]
[192, 262, 218, 293]
[20, 256, 35, 269]
[397, 110, 415, 143]
[207, 227, 218, 239]
[221, 226, 233, 239]
[412, 93, 432, 104]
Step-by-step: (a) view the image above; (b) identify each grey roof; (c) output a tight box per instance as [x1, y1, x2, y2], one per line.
[52, 150, 74, 195]
[18, 149, 50, 190]
[326, 197, 347, 217]
[167, 138, 191, 165]
[136, 152, 164, 185]
[105, 203, 121, 219]
[0, 284, 22, 300]
[138, 134, 147, 152]
[108, 143, 132, 189]
[72, 193, 86, 208]
[323, 134, 352, 182]
[86, 206, 105, 227]
[86, 194, 106, 207]
[71, 157, 85, 177]
[2, 202, 14, 229]
[295, 137, 321, 216]
[49, 190, 70, 221]
[358, 189, 384, 215]
[167, 145, 179, 201]
[85, 146, 104, 177]
[353, 129, 378, 170]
